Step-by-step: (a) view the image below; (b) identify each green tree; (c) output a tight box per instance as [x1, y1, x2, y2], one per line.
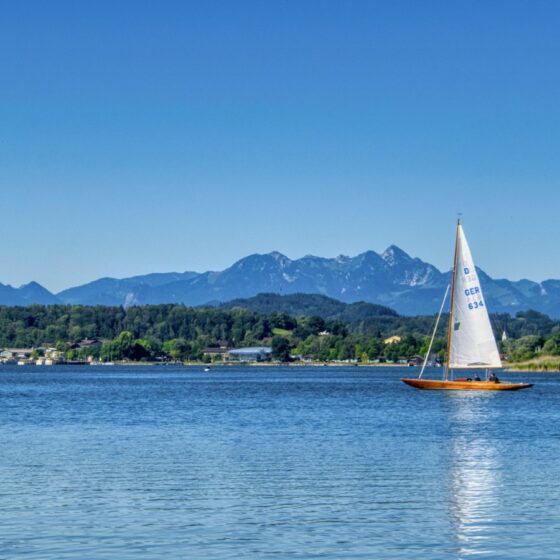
[543, 332, 560, 356]
[272, 336, 291, 362]
[163, 338, 191, 361]
[508, 335, 543, 361]
[114, 331, 134, 359]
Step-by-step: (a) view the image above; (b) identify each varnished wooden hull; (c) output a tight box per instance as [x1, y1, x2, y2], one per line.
[402, 378, 533, 391]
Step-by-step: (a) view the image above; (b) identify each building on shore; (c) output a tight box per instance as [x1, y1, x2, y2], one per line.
[203, 345, 230, 359]
[228, 347, 272, 362]
[384, 335, 402, 345]
[407, 355, 425, 367]
[0, 349, 34, 363]
[67, 338, 101, 350]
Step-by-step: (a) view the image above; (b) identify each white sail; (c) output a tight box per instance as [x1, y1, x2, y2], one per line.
[449, 225, 502, 369]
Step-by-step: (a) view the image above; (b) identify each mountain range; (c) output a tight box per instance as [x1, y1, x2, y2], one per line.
[2, 246, 560, 317]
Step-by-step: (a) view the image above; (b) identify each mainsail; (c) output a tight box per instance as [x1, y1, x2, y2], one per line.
[448, 224, 502, 369]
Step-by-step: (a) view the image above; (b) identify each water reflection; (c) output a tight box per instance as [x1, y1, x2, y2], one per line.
[447, 393, 501, 557]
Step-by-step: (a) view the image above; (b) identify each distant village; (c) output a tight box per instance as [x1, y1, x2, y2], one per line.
[0, 338, 274, 366]
[0, 335, 436, 367]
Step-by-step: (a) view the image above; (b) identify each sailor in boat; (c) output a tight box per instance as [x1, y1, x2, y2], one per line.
[488, 371, 499, 383]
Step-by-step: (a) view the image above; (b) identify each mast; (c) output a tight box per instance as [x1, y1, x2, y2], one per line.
[444, 217, 461, 381]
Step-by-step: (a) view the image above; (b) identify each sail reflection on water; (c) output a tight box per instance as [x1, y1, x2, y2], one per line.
[447, 393, 501, 557]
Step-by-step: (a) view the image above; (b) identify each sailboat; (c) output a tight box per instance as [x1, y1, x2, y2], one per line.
[402, 219, 532, 391]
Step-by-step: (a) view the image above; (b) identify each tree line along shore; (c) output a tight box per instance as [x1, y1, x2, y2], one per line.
[0, 303, 559, 370]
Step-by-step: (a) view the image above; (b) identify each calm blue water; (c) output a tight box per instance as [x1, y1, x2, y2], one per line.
[0, 365, 559, 559]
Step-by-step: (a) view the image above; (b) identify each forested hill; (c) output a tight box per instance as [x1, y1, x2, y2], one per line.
[219, 293, 416, 335]
[0, 303, 557, 352]
[218, 293, 560, 338]
[220, 293, 398, 321]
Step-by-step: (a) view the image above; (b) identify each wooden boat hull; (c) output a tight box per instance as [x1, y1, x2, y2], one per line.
[402, 378, 533, 391]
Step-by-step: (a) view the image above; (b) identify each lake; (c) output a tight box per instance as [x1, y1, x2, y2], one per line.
[0, 365, 559, 559]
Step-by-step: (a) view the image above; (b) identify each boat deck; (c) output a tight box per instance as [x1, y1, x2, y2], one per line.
[402, 378, 533, 391]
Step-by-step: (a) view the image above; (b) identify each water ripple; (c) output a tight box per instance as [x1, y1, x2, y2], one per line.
[1, 366, 559, 559]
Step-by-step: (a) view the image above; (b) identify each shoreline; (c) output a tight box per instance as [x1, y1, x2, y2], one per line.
[4, 359, 559, 372]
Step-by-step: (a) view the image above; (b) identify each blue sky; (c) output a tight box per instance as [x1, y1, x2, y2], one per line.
[1, 0, 559, 292]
